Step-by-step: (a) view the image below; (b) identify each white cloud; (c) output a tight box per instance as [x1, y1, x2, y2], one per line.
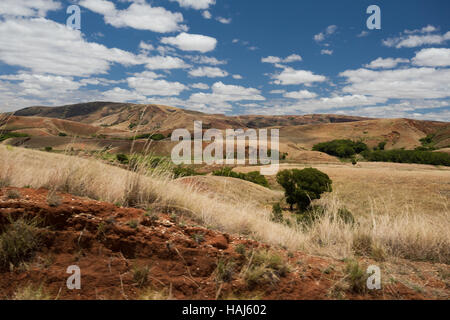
[340, 67, 450, 99]
[79, 0, 187, 33]
[189, 66, 228, 78]
[272, 67, 327, 85]
[188, 82, 265, 109]
[170, 0, 216, 10]
[0, 18, 141, 77]
[102, 87, 146, 102]
[283, 90, 317, 99]
[262, 54, 302, 64]
[161, 32, 217, 53]
[232, 74, 243, 79]
[383, 29, 450, 48]
[412, 48, 450, 67]
[143, 55, 190, 70]
[357, 31, 369, 38]
[202, 10, 212, 19]
[127, 71, 187, 96]
[0, 0, 61, 17]
[404, 25, 438, 34]
[216, 17, 231, 24]
[188, 55, 226, 65]
[191, 83, 209, 90]
[365, 57, 409, 69]
[321, 49, 333, 55]
[314, 25, 337, 42]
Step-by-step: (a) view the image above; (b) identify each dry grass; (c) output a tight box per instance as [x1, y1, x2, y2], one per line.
[1, 145, 449, 264]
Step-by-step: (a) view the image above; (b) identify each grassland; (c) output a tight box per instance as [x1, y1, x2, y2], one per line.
[1, 145, 448, 265]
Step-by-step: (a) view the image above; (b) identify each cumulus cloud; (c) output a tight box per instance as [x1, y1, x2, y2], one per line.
[0, 18, 141, 77]
[187, 55, 226, 65]
[340, 67, 450, 99]
[382, 27, 450, 48]
[143, 55, 190, 70]
[127, 71, 188, 96]
[191, 83, 209, 90]
[412, 48, 450, 67]
[283, 90, 317, 99]
[314, 25, 337, 42]
[161, 32, 217, 53]
[188, 66, 228, 78]
[169, 0, 216, 10]
[262, 54, 302, 64]
[79, 0, 187, 33]
[365, 57, 409, 69]
[216, 17, 232, 24]
[272, 67, 326, 85]
[321, 49, 333, 55]
[202, 10, 212, 19]
[232, 74, 243, 79]
[0, 0, 61, 17]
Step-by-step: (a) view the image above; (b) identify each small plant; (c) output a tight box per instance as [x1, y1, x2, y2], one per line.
[132, 265, 151, 288]
[116, 153, 129, 165]
[271, 203, 283, 223]
[0, 217, 41, 271]
[47, 191, 62, 207]
[6, 189, 21, 199]
[215, 258, 236, 283]
[192, 233, 205, 244]
[44, 146, 53, 152]
[337, 208, 355, 225]
[345, 259, 367, 294]
[351, 157, 357, 166]
[13, 284, 50, 300]
[127, 220, 139, 229]
[58, 132, 67, 137]
[235, 244, 246, 255]
[140, 286, 172, 300]
[243, 249, 290, 287]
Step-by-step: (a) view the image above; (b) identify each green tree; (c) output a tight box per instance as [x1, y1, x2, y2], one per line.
[276, 168, 332, 211]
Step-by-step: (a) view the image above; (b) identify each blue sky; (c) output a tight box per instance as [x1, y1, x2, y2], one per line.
[0, 0, 449, 121]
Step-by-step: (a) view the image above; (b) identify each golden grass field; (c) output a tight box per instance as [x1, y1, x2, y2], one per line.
[1, 145, 448, 265]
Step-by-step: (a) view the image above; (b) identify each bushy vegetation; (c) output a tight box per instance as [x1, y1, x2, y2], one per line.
[0, 132, 29, 142]
[116, 153, 129, 164]
[276, 168, 332, 211]
[313, 140, 368, 158]
[131, 133, 165, 141]
[0, 217, 41, 271]
[172, 166, 202, 178]
[213, 167, 269, 188]
[362, 149, 450, 166]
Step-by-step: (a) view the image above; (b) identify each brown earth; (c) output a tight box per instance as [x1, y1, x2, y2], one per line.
[0, 187, 448, 300]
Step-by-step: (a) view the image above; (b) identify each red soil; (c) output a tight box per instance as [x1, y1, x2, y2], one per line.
[0, 187, 446, 300]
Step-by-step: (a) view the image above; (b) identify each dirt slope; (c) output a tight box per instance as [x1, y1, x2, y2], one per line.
[0, 187, 448, 300]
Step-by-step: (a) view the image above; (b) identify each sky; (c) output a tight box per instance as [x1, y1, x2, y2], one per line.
[0, 0, 449, 121]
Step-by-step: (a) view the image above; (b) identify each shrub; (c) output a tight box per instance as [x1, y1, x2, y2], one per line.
[127, 220, 139, 229]
[172, 166, 200, 178]
[243, 249, 290, 287]
[58, 132, 67, 137]
[132, 265, 151, 288]
[116, 153, 129, 165]
[345, 259, 367, 294]
[0, 132, 29, 142]
[0, 217, 41, 271]
[6, 189, 21, 199]
[276, 168, 332, 211]
[132, 133, 165, 141]
[213, 167, 269, 188]
[44, 147, 53, 152]
[271, 203, 283, 223]
[362, 149, 450, 166]
[313, 140, 368, 158]
[13, 284, 50, 300]
[215, 258, 236, 283]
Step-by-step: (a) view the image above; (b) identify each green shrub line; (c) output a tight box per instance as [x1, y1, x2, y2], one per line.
[313, 140, 368, 158]
[213, 167, 269, 188]
[0, 132, 29, 142]
[361, 149, 450, 166]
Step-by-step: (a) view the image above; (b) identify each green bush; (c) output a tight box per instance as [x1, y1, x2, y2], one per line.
[271, 203, 283, 223]
[362, 149, 450, 166]
[0, 132, 29, 142]
[213, 167, 269, 188]
[58, 132, 67, 137]
[172, 166, 200, 178]
[44, 147, 53, 152]
[312, 140, 368, 158]
[0, 217, 41, 270]
[132, 133, 165, 141]
[116, 153, 129, 164]
[276, 168, 332, 211]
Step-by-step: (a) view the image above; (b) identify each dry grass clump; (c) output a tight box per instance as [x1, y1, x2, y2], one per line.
[13, 284, 50, 300]
[0, 145, 448, 264]
[0, 217, 41, 271]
